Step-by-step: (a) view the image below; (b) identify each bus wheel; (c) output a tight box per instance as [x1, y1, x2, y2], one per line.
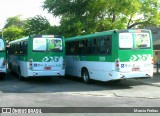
[18, 68, 24, 81]
[82, 69, 90, 84]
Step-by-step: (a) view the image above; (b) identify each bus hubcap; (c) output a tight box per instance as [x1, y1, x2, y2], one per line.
[83, 72, 88, 81]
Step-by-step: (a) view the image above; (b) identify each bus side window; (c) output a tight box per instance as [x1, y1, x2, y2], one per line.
[13, 44, 16, 54]
[17, 42, 20, 54]
[106, 36, 112, 54]
[99, 36, 112, 55]
[12, 44, 14, 54]
[66, 42, 73, 55]
[14, 43, 17, 54]
[86, 39, 92, 54]
[11, 44, 13, 54]
[23, 41, 28, 54]
[66, 42, 69, 55]
[19, 42, 23, 54]
[75, 41, 79, 55]
[9, 44, 12, 54]
[92, 38, 98, 54]
[77, 40, 85, 55]
[70, 42, 76, 55]
[84, 40, 88, 54]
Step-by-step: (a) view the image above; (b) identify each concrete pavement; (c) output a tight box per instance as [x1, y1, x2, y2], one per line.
[113, 71, 160, 99]
[130, 73, 160, 87]
[129, 67, 160, 87]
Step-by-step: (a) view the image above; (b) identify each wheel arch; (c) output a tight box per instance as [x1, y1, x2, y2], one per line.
[81, 67, 89, 76]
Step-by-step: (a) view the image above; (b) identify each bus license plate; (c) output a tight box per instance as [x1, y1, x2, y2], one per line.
[132, 67, 139, 71]
[45, 67, 51, 70]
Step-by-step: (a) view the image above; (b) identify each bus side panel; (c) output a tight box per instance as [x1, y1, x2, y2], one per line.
[66, 56, 78, 77]
[66, 55, 117, 81]
[10, 55, 19, 73]
[66, 57, 119, 81]
[19, 61, 28, 77]
[66, 32, 119, 81]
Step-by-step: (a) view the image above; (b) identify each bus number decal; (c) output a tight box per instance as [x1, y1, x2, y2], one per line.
[99, 57, 105, 61]
[42, 56, 60, 62]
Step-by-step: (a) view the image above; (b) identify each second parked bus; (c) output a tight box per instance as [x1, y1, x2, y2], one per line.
[66, 29, 153, 83]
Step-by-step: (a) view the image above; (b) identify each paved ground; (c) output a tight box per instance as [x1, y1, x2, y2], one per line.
[130, 70, 160, 87]
[1, 71, 160, 115]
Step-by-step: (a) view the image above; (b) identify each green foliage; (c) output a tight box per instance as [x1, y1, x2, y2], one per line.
[2, 15, 52, 42]
[3, 26, 24, 41]
[45, 26, 61, 35]
[4, 15, 24, 28]
[43, 0, 160, 37]
[3, 16, 26, 41]
[25, 15, 51, 35]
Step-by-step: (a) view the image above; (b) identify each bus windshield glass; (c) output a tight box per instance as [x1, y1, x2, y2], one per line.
[0, 39, 5, 51]
[33, 37, 63, 52]
[119, 33, 150, 49]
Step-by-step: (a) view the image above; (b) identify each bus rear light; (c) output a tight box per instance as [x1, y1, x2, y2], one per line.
[63, 60, 66, 69]
[116, 63, 119, 67]
[29, 59, 33, 69]
[115, 59, 120, 70]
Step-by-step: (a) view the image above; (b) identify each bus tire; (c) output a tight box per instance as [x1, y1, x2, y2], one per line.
[18, 68, 24, 81]
[82, 69, 90, 84]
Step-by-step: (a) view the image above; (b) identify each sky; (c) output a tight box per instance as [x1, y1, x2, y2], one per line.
[0, 0, 60, 29]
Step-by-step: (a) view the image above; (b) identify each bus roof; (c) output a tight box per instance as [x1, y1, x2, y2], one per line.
[66, 29, 151, 42]
[9, 36, 29, 44]
[9, 35, 63, 44]
[66, 30, 116, 42]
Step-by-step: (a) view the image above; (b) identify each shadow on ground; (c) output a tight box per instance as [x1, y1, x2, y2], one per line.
[0, 72, 149, 93]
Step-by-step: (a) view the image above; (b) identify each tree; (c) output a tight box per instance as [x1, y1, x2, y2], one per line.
[3, 26, 24, 41]
[46, 26, 61, 35]
[2, 15, 52, 41]
[43, 0, 160, 36]
[4, 15, 25, 28]
[25, 15, 50, 35]
[3, 16, 26, 41]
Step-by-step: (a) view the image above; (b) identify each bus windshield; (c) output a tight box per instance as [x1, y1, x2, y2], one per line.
[119, 33, 150, 49]
[0, 39, 5, 51]
[33, 37, 63, 52]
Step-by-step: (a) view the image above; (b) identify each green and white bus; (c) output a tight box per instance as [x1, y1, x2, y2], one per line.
[8, 35, 65, 80]
[0, 37, 7, 79]
[66, 29, 153, 83]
